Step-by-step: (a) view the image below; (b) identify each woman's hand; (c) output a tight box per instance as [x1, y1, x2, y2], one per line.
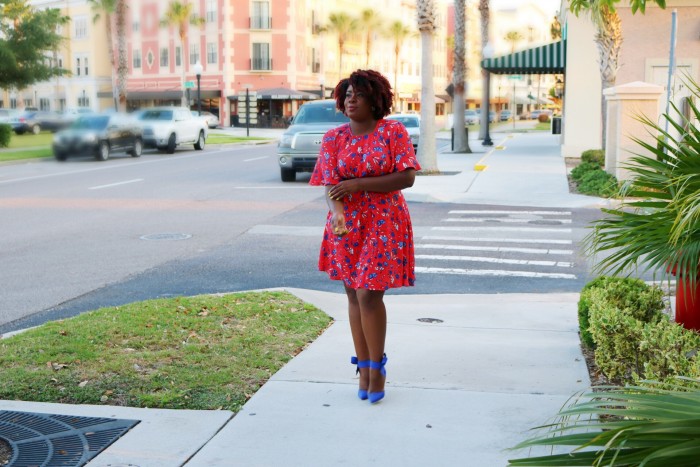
[330, 212, 348, 237]
[328, 178, 362, 200]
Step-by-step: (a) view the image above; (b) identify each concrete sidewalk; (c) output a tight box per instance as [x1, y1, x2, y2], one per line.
[1, 128, 598, 466]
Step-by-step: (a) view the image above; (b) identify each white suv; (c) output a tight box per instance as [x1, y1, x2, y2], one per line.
[138, 107, 208, 154]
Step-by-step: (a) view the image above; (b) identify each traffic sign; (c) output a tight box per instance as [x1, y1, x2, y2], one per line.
[507, 75, 523, 81]
[185, 81, 195, 88]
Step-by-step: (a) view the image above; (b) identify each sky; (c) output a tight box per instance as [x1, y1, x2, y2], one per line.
[492, 0, 562, 16]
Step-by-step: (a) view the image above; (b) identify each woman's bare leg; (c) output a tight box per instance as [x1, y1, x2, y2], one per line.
[356, 289, 387, 394]
[345, 286, 369, 392]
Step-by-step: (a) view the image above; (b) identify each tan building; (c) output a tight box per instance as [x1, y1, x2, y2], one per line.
[559, 0, 700, 158]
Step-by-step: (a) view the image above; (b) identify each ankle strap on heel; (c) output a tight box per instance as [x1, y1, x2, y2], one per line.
[368, 354, 388, 376]
[351, 356, 371, 375]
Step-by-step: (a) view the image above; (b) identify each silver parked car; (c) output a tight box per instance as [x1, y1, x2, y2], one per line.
[386, 113, 420, 153]
[277, 100, 349, 182]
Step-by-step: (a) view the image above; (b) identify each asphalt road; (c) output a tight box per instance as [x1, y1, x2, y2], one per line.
[1, 142, 604, 334]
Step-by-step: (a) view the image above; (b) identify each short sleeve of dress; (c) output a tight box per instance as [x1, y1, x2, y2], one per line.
[387, 120, 422, 173]
[309, 128, 341, 186]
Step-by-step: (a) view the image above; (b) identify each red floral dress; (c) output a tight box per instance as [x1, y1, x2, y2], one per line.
[309, 119, 421, 290]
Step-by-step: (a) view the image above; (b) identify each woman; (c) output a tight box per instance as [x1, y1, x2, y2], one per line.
[309, 69, 420, 404]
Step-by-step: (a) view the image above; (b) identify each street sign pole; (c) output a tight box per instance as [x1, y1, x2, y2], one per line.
[246, 88, 250, 137]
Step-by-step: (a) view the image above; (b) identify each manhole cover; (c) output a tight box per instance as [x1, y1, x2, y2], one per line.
[139, 233, 192, 241]
[0, 410, 139, 467]
[417, 318, 444, 323]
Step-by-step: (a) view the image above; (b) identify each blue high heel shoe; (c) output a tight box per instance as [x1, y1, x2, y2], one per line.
[368, 354, 388, 404]
[351, 356, 370, 400]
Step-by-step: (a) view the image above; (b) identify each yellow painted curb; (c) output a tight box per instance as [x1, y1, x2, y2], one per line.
[495, 145, 506, 150]
[474, 163, 488, 171]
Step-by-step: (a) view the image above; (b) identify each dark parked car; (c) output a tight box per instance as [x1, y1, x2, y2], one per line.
[13, 110, 70, 135]
[52, 113, 143, 161]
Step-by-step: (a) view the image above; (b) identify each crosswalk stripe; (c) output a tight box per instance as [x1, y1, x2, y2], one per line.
[415, 266, 577, 279]
[416, 254, 573, 267]
[432, 226, 572, 233]
[448, 210, 572, 216]
[422, 235, 572, 245]
[415, 244, 573, 255]
[443, 218, 572, 224]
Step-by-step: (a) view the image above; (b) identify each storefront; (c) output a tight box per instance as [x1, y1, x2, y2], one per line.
[227, 87, 319, 128]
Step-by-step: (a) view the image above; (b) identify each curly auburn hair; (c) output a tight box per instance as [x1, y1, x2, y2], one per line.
[334, 69, 394, 120]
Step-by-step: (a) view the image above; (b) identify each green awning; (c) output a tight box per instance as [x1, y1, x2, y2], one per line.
[481, 40, 566, 75]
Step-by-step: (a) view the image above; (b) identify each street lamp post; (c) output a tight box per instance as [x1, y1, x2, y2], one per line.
[319, 76, 325, 100]
[482, 43, 494, 147]
[193, 62, 203, 116]
[82, 89, 86, 108]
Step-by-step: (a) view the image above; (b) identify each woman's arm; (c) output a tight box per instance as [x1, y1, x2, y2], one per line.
[328, 169, 416, 200]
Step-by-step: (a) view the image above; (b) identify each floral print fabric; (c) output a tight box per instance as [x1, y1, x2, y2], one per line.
[310, 119, 421, 290]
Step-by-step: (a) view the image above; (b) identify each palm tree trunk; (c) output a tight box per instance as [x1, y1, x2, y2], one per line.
[394, 47, 400, 110]
[338, 39, 344, 81]
[105, 13, 118, 111]
[181, 31, 188, 107]
[116, 0, 127, 111]
[595, 7, 622, 150]
[452, 0, 469, 153]
[418, 30, 438, 172]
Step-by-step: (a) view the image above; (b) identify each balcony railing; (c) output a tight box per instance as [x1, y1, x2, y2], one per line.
[250, 16, 271, 29]
[251, 58, 272, 71]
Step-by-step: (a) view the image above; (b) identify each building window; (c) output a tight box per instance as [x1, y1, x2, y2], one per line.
[133, 49, 141, 68]
[133, 20, 140, 32]
[189, 43, 200, 65]
[84, 56, 89, 75]
[39, 98, 50, 111]
[78, 94, 90, 108]
[160, 47, 169, 67]
[10, 98, 17, 109]
[252, 43, 271, 70]
[251, 1, 270, 29]
[312, 48, 320, 73]
[206, 0, 217, 22]
[74, 16, 87, 39]
[146, 50, 154, 68]
[206, 43, 217, 64]
[24, 99, 33, 108]
[176, 47, 181, 66]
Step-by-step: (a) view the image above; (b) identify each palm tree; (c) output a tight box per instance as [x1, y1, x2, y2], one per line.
[88, 0, 118, 110]
[325, 12, 358, 81]
[478, 0, 490, 140]
[504, 30, 523, 53]
[160, 0, 205, 107]
[569, 0, 666, 148]
[115, 0, 127, 111]
[452, 0, 469, 153]
[416, 0, 438, 173]
[386, 20, 413, 111]
[359, 9, 382, 68]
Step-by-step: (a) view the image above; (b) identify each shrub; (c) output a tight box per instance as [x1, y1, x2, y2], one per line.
[639, 317, 700, 383]
[581, 148, 605, 166]
[578, 169, 619, 197]
[0, 124, 11, 148]
[570, 161, 599, 182]
[537, 113, 550, 123]
[579, 276, 664, 351]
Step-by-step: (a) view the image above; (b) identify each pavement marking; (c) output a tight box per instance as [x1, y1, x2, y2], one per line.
[88, 179, 144, 190]
[416, 243, 573, 255]
[415, 266, 577, 279]
[432, 226, 572, 233]
[232, 186, 314, 189]
[448, 210, 572, 216]
[243, 156, 268, 162]
[416, 254, 573, 268]
[443, 218, 572, 224]
[421, 235, 572, 245]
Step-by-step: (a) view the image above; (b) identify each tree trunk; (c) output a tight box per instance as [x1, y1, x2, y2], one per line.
[116, 0, 127, 111]
[394, 47, 400, 111]
[105, 13, 118, 111]
[595, 7, 622, 150]
[418, 30, 438, 172]
[452, 0, 469, 153]
[181, 31, 188, 107]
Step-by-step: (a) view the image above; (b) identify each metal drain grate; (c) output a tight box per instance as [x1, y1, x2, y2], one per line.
[0, 410, 139, 467]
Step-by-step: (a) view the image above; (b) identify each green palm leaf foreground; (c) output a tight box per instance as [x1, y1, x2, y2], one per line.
[508, 379, 700, 466]
[585, 79, 700, 289]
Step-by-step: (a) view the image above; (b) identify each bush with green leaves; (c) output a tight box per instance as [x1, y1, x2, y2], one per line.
[509, 379, 700, 466]
[0, 124, 11, 148]
[581, 148, 605, 166]
[577, 169, 618, 197]
[570, 161, 599, 182]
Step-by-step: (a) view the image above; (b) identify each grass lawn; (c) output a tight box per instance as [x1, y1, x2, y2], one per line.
[0, 147, 53, 162]
[534, 121, 552, 131]
[206, 133, 272, 144]
[0, 291, 331, 412]
[6, 132, 53, 149]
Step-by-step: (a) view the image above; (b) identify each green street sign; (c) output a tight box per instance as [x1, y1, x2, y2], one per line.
[185, 81, 195, 89]
[507, 75, 523, 81]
